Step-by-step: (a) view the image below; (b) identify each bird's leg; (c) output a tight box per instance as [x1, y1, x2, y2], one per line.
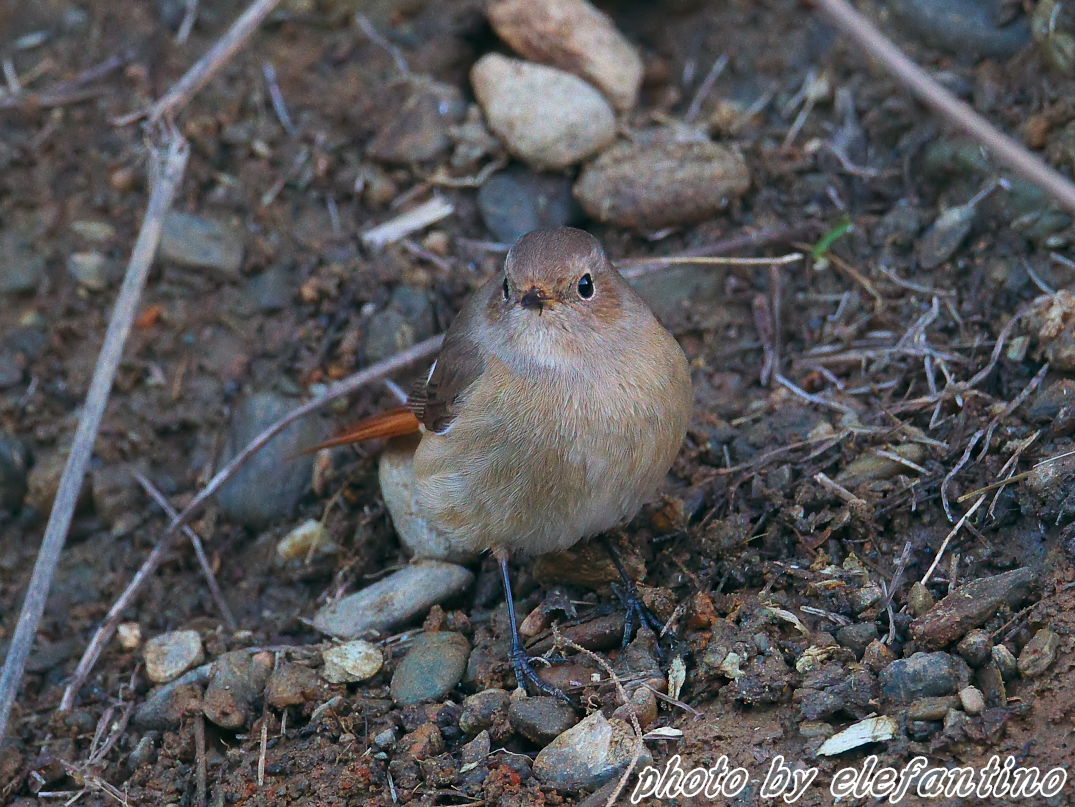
[603, 537, 667, 652]
[496, 549, 569, 701]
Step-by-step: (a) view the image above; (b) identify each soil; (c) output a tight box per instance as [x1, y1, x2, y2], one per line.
[2, 0, 1075, 806]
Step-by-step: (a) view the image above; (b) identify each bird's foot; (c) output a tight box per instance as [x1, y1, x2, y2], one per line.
[510, 647, 570, 701]
[613, 581, 672, 662]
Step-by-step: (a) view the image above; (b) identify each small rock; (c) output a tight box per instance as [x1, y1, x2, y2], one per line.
[203, 650, 273, 729]
[862, 639, 896, 673]
[364, 286, 436, 365]
[910, 568, 1036, 649]
[459, 688, 511, 736]
[992, 644, 1019, 680]
[955, 629, 993, 667]
[67, 251, 119, 291]
[276, 519, 338, 563]
[1030, 377, 1075, 421]
[907, 582, 934, 618]
[159, 211, 244, 276]
[321, 640, 383, 683]
[379, 436, 476, 563]
[246, 263, 293, 312]
[373, 727, 398, 749]
[851, 583, 883, 614]
[265, 661, 321, 709]
[889, 0, 1031, 60]
[958, 685, 986, 715]
[0, 432, 31, 513]
[117, 622, 142, 650]
[144, 630, 204, 683]
[367, 77, 465, 164]
[508, 696, 578, 745]
[70, 220, 116, 242]
[533, 711, 650, 791]
[1017, 628, 1059, 677]
[879, 651, 970, 702]
[0, 229, 46, 295]
[976, 662, 1006, 707]
[488, 0, 643, 111]
[612, 686, 658, 730]
[313, 561, 474, 638]
[916, 203, 978, 269]
[460, 729, 490, 766]
[835, 622, 878, 657]
[399, 723, 444, 759]
[471, 54, 615, 171]
[217, 392, 322, 528]
[836, 443, 926, 486]
[575, 137, 750, 230]
[477, 166, 578, 244]
[908, 695, 959, 721]
[390, 632, 471, 706]
[133, 665, 210, 729]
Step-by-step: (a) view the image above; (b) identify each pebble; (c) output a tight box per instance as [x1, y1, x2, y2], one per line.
[976, 662, 1007, 707]
[508, 696, 578, 745]
[117, 622, 142, 650]
[321, 640, 384, 683]
[1029, 377, 1075, 420]
[879, 651, 969, 702]
[889, 0, 1030, 60]
[916, 203, 978, 269]
[0, 432, 30, 513]
[958, 685, 986, 715]
[159, 211, 244, 277]
[399, 723, 444, 759]
[144, 630, 204, 683]
[364, 286, 436, 365]
[907, 695, 959, 721]
[836, 443, 925, 486]
[216, 392, 322, 528]
[133, 665, 211, 729]
[477, 166, 578, 244]
[862, 639, 896, 673]
[203, 650, 273, 729]
[367, 77, 465, 164]
[992, 644, 1019, 680]
[955, 629, 993, 667]
[909, 567, 1036, 649]
[1017, 628, 1059, 677]
[67, 251, 119, 291]
[835, 622, 878, 657]
[70, 220, 116, 242]
[487, 0, 643, 111]
[471, 54, 615, 171]
[379, 436, 476, 563]
[459, 688, 511, 736]
[0, 228, 46, 295]
[276, 519, 338, 563]
[460, 729, 490, 766]
[246, 262, 293, 313]
[265, 661, 321, 709]
[906, 581, 935, 618]
[313, 560, 474, 638]
[575, 137, 750, 230]
[533, 711, 650, 791]
[390, 631, 471, 706]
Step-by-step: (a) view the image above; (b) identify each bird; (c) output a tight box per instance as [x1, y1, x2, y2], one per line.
[318, 226, 693, 695]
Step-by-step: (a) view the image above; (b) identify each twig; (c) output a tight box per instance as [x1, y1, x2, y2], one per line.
[617, 252, 804, 270]
[361, 196, 454, 250]
[0, 52, 130, 111]
[355, 13, 409, 74]
[177, 0, 200, 44]
[684, 53, 728, 124]
[813, 0, 1075, 216]
[0, 131, 189, 742]
[132, 470, 237, 629]
[262, 60, 298, 137]
[168, 335, 444, 533]
[941, 429, 983, 522]
[194, 713, 207, 807]
[257, 717, 268, 786]
[919, 494, 985, 585]
[114, 0, 285, 125]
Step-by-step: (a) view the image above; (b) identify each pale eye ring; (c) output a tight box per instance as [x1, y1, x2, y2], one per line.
[577, 273, 594, 299]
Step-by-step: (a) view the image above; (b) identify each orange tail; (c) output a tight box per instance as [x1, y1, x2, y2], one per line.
[300, 407, 421, 454]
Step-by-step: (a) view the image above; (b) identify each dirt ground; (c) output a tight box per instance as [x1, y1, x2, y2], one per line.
[2, 0, 1075, 805]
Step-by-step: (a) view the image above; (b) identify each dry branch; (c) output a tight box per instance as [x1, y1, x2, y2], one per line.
[0, 131, 189, 743]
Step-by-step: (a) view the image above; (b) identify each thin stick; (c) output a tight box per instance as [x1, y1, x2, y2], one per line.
[617, 252, 804, 269]
[0, 131, 189, 742]
[113, 0, 285, 126]
[813, 0, 1075, 216]
[167, 334, 444, 533]
[132, 470, 237, 629]
[194, 713, 207, 807]
[919, 494, 985, 585]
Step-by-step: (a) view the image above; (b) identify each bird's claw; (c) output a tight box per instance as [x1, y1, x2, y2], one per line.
[510, 648, 570, 702]
[613, 581, 671, 662]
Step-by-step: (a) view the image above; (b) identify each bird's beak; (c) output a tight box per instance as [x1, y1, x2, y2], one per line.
[519, 286, 550, 311]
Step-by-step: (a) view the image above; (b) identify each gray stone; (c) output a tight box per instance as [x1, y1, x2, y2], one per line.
[533, 711, 650, 791]
[159, 211, 244, 276]
[247, 263, 293, 312]
[471, 54, 615, 171]
[144, 630, 204, 684]
[1017, 628, 1059, 677]
[203, 650, 273, 729]
[889, 0, 1031, 60]
[958, 685, 986, 715]
[955, 629, 993, 667]
[835, 622, 879, 657]
[459, 688, 510, 736]
[0, 432, 31, 512]
[313, 560, 474, 639]
[67, 251, 119, 290]
[379, 435, 476, 563]
[265, 661, 321, 709]
[880, 651, 970, 702]
[478, 167, 578, 243]
[217, 392, 322, 528]
[133, 664, 211, 729]
[916, 204, 977, 269]
[907, 695, 959, 721]
[0, 230, 45, 295]
[390, 631, 471, 705]
[364, 286, 435, 365]
[508, 696, 578, 745]
[321, 640, 383, 683]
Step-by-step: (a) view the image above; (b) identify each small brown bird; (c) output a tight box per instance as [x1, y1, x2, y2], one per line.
[325, 227, 692, 694]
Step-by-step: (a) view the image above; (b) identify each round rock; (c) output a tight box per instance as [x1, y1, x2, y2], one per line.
[574, 137, 750, 229]
[144, 630, 204, 684]
[508, 696, 578, 745]
[390, 631, 471, 706]
[321, 640, 384, 683]
[533, 711, 650, 791]
[471, 54, 615, 171]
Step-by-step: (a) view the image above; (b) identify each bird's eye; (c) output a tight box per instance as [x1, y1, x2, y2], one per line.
[577, 273, 594, 299]
[502, 278, 510, 301]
